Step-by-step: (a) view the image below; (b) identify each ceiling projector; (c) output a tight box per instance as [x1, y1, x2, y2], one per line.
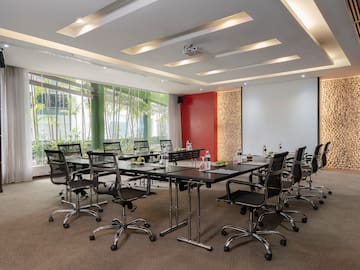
[183, 44, 201, 56]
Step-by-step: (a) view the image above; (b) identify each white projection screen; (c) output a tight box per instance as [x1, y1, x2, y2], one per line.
[242, 78, 318, 155]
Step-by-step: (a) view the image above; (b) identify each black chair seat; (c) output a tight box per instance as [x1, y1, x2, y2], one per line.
[113, 187, 148, 202]
[219, 190, 265, 207]
[69, 179, 93, 192]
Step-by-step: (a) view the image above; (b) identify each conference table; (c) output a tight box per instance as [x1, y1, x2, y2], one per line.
[67, 154, 270, 251]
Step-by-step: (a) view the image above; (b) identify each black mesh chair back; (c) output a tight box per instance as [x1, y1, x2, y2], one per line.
[266, 152, 288, 199]
[160, 139, 173, 152]
[87, 151, 121, 197]
[321, 141, 330, 168]
[45, 149, 70, 185]
[103, 141, 122, 155]
[292, 146, 306, 183]
[311, 144, 323, 173]
[58, 143, 83, 158]
[133, 140, 149, 153]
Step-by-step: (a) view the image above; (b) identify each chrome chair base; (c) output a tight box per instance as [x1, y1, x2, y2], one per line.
[299, 183, 332, 199]
[89, 209, 156, 251]
[49, 196, 101, 228]
[221, 209, 287, 261]
[285, 194, 320, 210]
[258, 209, 307, 232]
[221, 224, 287, 261]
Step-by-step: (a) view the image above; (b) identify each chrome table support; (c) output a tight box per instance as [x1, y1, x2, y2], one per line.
[177, 180, 213, 251]
[160, 177, 187, 236]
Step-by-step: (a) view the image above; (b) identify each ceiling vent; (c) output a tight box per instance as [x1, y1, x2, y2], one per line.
[346, 0, 360, 41]
[183, 44, 201, 56]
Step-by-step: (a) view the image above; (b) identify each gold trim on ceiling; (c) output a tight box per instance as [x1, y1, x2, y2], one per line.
[121, 11, 253, 55]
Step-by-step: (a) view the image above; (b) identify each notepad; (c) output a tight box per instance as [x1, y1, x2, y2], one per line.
[207, 169, 239, 175]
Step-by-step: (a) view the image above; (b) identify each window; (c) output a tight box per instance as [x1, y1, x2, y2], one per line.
[29, 73, 92, 165]
[103, 86, 168, 152]
[29, 73, 169, 166]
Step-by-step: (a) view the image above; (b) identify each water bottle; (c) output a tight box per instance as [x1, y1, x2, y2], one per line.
[164, 151, 169, 167]
[186, 140, 191, 150]
[205, 150, 211, 170]
[198, 157, 206, 171]
[236, 148, 242, 163]
[263, 145, 267, 157]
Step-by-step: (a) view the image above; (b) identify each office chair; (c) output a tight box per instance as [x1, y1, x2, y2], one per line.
[160, 139, 173, 152]
[45, 150, 101, 228]
[284, 146, 320, 210]
[133, 140, 150, 153]
[87, 151, 156, 251]
[257, 149, 308, 232]
[58, 142, 88, 198]
[218, 152, 288, 261]
[103, 141, 123, 155]
[58, 143, 83, 158]
[319, 141, 333, 195]
[301, 144, 327, 202]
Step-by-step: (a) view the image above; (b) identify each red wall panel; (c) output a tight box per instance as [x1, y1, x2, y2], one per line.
[180, 92, 217, 161]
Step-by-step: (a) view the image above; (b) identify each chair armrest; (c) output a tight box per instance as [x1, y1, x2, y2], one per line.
[226, 179, 265, 201]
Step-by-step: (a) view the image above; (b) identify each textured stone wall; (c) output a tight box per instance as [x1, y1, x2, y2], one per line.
[320, 76, 360, 170]
[217, 89, 242, 161]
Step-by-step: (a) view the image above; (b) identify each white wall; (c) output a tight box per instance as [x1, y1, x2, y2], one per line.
[242, 78, 318, 155]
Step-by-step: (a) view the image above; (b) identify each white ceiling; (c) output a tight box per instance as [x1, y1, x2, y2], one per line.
[0, 0, 359, 94]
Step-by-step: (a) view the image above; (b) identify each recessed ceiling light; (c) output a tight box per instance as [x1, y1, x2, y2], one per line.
[3, 44, 9, 48]
[57, 0, 159, 38]
[244, 82, 247, 86]
[198, 55, 300, 76]
[197, 69, 226, 76]
[216, 38, 282, 58]
[301, 74, 306, 78]
[281, 0, 349, 67]
[165, 56, 206, 67]
[75, 18, 84, 24]
[122, 11, 253, 55]
[264, 55, 300, 64]
[103, 66, 107, 69]
[200, 88, 204, 91]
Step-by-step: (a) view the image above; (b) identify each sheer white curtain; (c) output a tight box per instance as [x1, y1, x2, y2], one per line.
[168, 94, 182, 149]
[1, 66, 32, 184]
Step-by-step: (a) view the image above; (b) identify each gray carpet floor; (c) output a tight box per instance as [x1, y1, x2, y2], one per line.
[0, 169, 359, 270]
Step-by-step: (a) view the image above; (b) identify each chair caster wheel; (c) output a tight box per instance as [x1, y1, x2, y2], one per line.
[48, 216, 54, 222]
[284, 203, 289, 208]
[144, 223, 151, 228]
[328, 191, 332, 195]
[110, 244, 118, 251]
[258, 221, 264, 227]
[323, 195, 327, 199]
[265, 253, 272, 261]
[89, 235, 95, 241]
[280, 239, 287, 246]
[98, 208, 104, 213]
[240, 207, 247, 215]
[221, 230, 228, 236]
[224, 246, 230, 252]
[313, 205, 318, 210]
[96, 217, 101, 222]
[302, 217, 307, 223]
[319, 200, 324, 205]
[63, 223, 70, 229]
[292, 226, 299, 232]
[149, 234, 157, 241]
